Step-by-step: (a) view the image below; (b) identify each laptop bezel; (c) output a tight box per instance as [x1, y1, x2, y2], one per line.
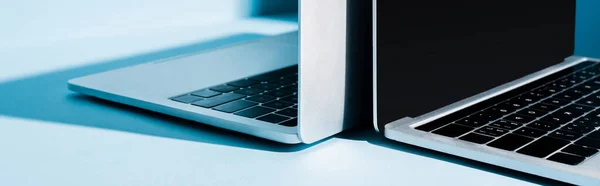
[371, 0, 577, 132]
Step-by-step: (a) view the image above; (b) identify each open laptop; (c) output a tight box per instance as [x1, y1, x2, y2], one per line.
[374, 0, 600, 185]
[67, 0, 371, 144]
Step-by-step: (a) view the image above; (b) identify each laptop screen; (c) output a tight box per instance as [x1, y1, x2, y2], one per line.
[375, 0, 575, 130]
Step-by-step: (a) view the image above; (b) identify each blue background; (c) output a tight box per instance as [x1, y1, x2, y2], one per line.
[576, 0, 600, 57]
[0, 0, 598, 164]
[0, 1, 597, 185]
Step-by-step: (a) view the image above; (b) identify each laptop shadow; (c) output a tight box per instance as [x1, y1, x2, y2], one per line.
[335, 126, 572, 185]
[0, 33, 314, 153]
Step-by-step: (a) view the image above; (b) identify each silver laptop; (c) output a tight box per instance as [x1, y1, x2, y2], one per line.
[374, 0, 600, 185]
[68, 1, 363, 144]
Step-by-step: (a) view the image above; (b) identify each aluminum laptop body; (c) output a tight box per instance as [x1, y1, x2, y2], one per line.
[68, 0, 371, 144]
[374, 0, 600, 185]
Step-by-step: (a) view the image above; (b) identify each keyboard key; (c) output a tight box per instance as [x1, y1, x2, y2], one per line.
[590, 77, 600, 86]
[213, 93, 246, 103]
[548, 82, 571, 90]
[484, 106, 514, 116]
[263, 89, 294, 98]
[459, 133, 495, 144]
[487, 134, 534, 151]
[578, 69, 599, 77]
[549, 130, 582, 141]
[227, 79, 257, 87]
[527, 121, 560, 131]
[539, 113, 573, 125]
[562, 145, 598, 157]
[516, 108, 547, 118]
[552, 109, 583, 121]
[282, 74, 297, 80]
[234, 106, 275, 118]
[246, 95, 276, 103]
[213, 100, 257, 113]
[192, 93, 245, 108]
[572, 116, 600, 128]
[249, 66, 297, 81]
[279, 95, 298, 103]
[280, 84, 298, 92]
[587, 77, 600, 86]
[250, 83, 280, 91]
[562, 105, 594, 116]
[561, 123, 595, 134]
[513, 127, 547, 138]
[548, 153, 585, 165]
[577, 83, 600, 92]
[574, 69, 596, 78]
[529, 103, 559, 112]
[573, 61, 597, 70]
[280, 119, 297, 126]
[210, 85, 239, 92]
[432, 124, 474, 138]
[535, 86, 561, 95]
[504, 114, 536, 124]
[503, 100, 528, 110]
[575, 137, 600, 149]
[415, 121, 451, 132]
[554, 92, 583, 101]
[577, 94, 600, 107]
[589, 131, 600, 139]
[520, 92, 547, 103]
[276, 108, 297, 117]
[557, 76, 581, 86]
[572, 72, 594, 80]
[171, 94, 202, 103]
[455, 117, 488, 128]
[584, 111, 600, 124]
[542, 98, 570, 107]
[234, 88, 264, 96]
[568, 86, 593, 95]
[471, 111, 503, 123]
[512, 96, 537, 106]
[517, 137, 570, 158]
[512, 96, 538, 105]
[476, 126, 509, 137]
[257, 114, 290, 123]
[490, 120, 522, 130]
[191, 89, 221, 98]
[269, 78, 296, 85]
[263, 100, 294, 109]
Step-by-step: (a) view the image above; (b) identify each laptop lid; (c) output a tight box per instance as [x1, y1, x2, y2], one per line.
[299, 0, 372, 143]
[374, 0, 576, 131]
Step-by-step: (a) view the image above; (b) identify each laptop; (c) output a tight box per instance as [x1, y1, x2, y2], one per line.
[374, 0, 600, 185]
[67, 1, 371, 144]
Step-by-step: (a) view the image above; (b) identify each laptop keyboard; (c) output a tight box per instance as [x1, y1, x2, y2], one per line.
[170, 65, 298, 127]
[416, 61, 600, 166]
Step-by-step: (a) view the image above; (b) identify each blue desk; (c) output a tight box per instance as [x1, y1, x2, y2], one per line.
[1, 10, 598, 185]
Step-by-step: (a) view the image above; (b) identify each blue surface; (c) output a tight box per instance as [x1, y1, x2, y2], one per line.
[0, 0, 297, 48]
[0, 2, 598, 185]
[576, 0, 600, 57]
[0, 33, 314, 152]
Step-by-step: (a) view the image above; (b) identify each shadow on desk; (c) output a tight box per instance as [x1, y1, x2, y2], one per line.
[0, 33, 314, 153]
[335, 126, 570, 185]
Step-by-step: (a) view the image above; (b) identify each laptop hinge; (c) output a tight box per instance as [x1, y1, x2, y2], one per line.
[565, 56, 587, 62]
[384, 117, 414, 132]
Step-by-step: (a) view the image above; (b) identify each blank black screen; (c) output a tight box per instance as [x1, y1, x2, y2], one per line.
[375, 0, 575, 130]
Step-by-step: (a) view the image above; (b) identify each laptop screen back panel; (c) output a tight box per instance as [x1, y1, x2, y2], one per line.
[298, 0, 373, 143]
